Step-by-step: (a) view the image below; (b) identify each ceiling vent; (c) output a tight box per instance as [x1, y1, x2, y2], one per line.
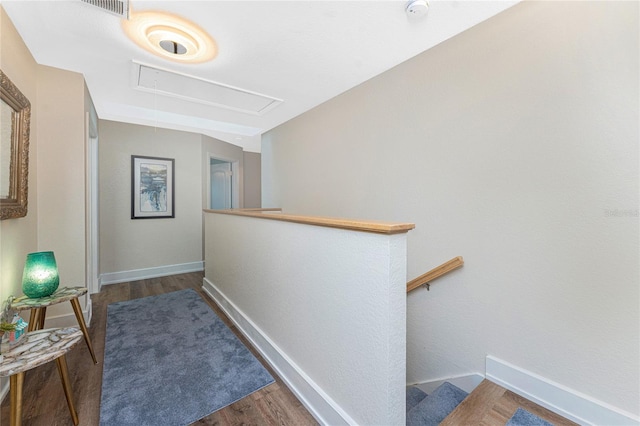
[81, 0, 129, 19]
[135, 63, 282, 116]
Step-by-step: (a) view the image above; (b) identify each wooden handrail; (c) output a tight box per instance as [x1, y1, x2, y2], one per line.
[406, 256, 464, 293]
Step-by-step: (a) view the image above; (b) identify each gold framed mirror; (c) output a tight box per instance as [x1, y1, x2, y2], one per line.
[1, 69, 31, 220]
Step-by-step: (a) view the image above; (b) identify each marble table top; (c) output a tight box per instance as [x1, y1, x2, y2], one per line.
[10, 287, 88, 311]
[0, 327, 82, 377]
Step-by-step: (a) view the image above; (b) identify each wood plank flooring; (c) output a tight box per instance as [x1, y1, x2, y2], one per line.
[0, 272, 317, 426]
[440, 379, 578, 426]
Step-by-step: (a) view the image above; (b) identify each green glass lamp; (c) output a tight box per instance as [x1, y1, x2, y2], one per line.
[22, 251, 60, 298]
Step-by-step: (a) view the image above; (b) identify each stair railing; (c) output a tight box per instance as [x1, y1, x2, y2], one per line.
[406, 256, 464, 293]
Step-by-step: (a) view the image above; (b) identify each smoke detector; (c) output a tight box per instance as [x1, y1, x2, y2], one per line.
[406, 0, 429, 18]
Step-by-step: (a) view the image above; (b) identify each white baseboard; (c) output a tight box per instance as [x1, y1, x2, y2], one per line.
[100, 261, 204, 285]
[202, 277, 356, 426]
[409, 373, 485, 395]
[486, 355, 639, 426]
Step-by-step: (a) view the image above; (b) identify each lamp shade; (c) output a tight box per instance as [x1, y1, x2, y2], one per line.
[22, 251, 59, 298]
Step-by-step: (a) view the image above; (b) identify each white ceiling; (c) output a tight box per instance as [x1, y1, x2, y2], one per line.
[2, 0, 517, 152]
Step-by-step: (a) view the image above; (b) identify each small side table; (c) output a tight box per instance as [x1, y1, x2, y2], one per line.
[0, 327, 83, 426]
[10, 287, 98, 364]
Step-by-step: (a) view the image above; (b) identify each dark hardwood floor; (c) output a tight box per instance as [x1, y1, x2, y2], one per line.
[0, 272, 318, 426]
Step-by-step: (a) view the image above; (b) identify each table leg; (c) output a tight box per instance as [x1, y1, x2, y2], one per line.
[70, 297, 98, 364]
[55, 355, 79, 426]
[27, 308, 40, 332]
[9, 371, 25, 426]
[38, 307, 46, 329]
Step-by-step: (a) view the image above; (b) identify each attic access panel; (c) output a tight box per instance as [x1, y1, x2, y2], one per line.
[136, 63, 282, 115]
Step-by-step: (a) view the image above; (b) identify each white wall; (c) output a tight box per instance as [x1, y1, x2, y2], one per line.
[203, 211, 408, 425]
[99, 121, 203, 276]
[262, 1, 639, 417]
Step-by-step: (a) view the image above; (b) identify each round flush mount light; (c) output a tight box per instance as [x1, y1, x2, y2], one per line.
[123, 11, 217, 63]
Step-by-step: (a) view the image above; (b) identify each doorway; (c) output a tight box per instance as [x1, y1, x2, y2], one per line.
[208, 157, 238, 210]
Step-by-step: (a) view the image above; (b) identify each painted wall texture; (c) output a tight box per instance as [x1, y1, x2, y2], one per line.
[205, 212, 408, 424]
[98, 120, 203, 275]
[99, 121, 260, 275]
[37, 65, 87, 290]
[243, 152, 261, 208]
[262, 1, 639, 416]
[0, 6, 39, 305]
[1, 6, 91, 319]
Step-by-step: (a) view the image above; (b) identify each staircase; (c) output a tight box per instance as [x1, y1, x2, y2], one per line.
[407, 379, 579, 426]
[406, 382, 468, 426]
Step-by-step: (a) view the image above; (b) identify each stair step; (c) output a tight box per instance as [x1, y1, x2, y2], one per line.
[406, 382, 468, 426]
[406, 386, 429, 412]
[506, 408, 554, 426]
[439, 379, 578, 426]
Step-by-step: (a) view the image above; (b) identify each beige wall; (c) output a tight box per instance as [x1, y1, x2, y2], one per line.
[1, 5, 91, 372]
[98, 124, 259, 277]
[243, 151, 261, 208]
[0, 6, 39, 304]
[99, 120, 203, 275]
[36, 65, 87, 288]
[263, 1, 639, 416]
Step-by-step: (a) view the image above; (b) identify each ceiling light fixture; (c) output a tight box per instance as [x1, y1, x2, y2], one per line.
[123, 11, 217, 63]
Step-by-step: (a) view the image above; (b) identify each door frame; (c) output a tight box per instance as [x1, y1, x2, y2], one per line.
[206, 153, 240, 210]
[86, 112, 100, 294]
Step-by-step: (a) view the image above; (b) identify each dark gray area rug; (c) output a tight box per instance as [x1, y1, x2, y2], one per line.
[406, 386, 428, 412]
[406, 381, 468, 426]
[506, 408, 554, 426]
[99, 289, 275, 426]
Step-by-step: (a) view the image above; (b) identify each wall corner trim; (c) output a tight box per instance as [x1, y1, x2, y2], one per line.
[485, 356, 639, 426]
[202, 277, 357, 426]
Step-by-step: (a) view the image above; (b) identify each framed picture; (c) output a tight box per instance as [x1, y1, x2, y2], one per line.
[131, 155, 175, 219]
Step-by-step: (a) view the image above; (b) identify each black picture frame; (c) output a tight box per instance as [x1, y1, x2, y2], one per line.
[131, 155, 175, 219]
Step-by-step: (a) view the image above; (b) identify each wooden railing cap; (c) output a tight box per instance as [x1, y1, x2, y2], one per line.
[204, 208, 415, 235]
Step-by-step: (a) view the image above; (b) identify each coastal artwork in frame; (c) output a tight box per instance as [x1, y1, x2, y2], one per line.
[131, 155, 175, 219]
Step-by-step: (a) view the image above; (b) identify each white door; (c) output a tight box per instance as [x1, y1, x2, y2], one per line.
[210, 162, 232, 209]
